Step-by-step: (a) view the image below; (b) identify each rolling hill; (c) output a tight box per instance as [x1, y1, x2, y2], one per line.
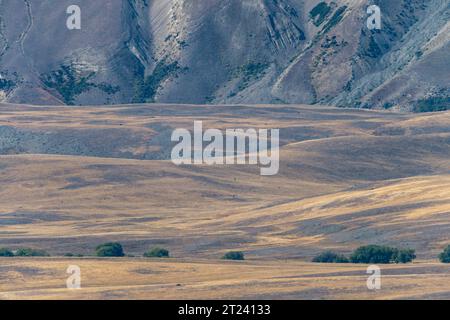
[0, 102, 449, 299]
[0, 103, 448, 258]
[0, 0, 448, 110]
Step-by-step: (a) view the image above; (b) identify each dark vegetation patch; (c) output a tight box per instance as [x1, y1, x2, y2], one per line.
[312, 251, 348, 263]
[96, 242, 125, 257]
[143, 247, 170, 258]
[0, 71, 20, 95]
[313, 246, 416, 264]
[366, 35, 383, 58]
[0, 248, 13, 256]
[414, 97, 450, 113]
[439, 245, 450, 263]
[350, 245, 416, 264]
[222, 251, 245, 260]
[0, 76, 16, 92]
[41, 65, 120, 105]
[310, 2, 332, 27]
[133, 60, 182, 103]
[229, 62, 269, 96]
[15, 248, 50, 257]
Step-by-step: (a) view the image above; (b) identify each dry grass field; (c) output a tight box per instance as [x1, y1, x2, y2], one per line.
[1, 258, 450, 300]
[0, 103, 449, 299]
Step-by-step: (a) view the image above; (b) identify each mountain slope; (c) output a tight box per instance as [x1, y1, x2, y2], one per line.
[0, 0, 448, 110]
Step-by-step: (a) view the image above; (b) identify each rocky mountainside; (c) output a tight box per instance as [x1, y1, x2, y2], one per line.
[0, 0, 448, 111]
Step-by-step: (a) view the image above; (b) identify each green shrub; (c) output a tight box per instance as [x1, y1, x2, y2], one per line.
[133, 60, 181, 103]
[393, 249, 416, 264]
[222, 251, 245, 261]
[0, 248, 14, 257]
[144, 247, 170, 258]
[310, 2, 332, 26]
[95, 242, 125, 257]
[350, 245, 395, 264]
[439, 245, 450, 263]
[15, 248, 50, 257]
[312, 251, 349, 263]
[350, 245, 416, 264]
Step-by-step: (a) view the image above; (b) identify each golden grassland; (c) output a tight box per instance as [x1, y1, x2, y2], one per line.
[0, 103, 448, 299]
[0, 258, 449, 300]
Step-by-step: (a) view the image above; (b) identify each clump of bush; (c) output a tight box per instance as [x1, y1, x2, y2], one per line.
[311, 245, 416, 264]
[222, 251, 245, 261]
[15, 248, 50, 257]
[144, 247, 170, 258]
[350, 245, 415, 264]
[438, 245, 450, 263]
[392, 248, 416, 264]
[0, 248, 14, 257]
[312, 251, 349, 263]
[96, 242, 125, 257]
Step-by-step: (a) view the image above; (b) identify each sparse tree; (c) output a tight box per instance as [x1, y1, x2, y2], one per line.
[96, 242, 125, 257]
[393, 249, 416, 264]
[222, 251, 245, 261]
[144, 247, 170, 258]
[15, 248, 50, 257]
[312, 251, 349, 263]
[0, 248, 14, 257]
[439, 245, 450, 263]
